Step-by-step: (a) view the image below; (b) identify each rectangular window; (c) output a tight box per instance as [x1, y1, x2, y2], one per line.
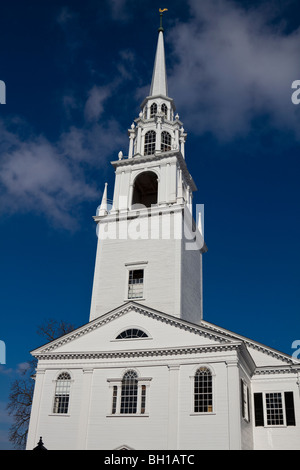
[265, 392, 284, 426]
[53, 395, 69, 414]
[254, 391, 296, 427]
[112, 386, 118, 414]
[141, 385, 146, 414]
[128, 269, 144, 299]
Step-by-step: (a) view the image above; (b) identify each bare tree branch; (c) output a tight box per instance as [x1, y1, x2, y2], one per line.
[7, 319, 75, 449]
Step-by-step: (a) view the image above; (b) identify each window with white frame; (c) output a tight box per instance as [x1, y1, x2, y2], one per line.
[144, 130, 156, 155]
[194, 367, 213, 413]
[108, 370, 151, 416]
[150, 103, 157, 118]
[161, 131, 171, 152]
[161, 103, 168, 118]
[53, 372, 71, 414]
[116, 328, 148, 339]
[254, 391, 296, 427]
[120, 370, 138, 414]
[128, 269, 144, 299]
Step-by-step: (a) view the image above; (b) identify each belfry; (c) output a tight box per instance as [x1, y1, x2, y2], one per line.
[26, 14, 300, 451]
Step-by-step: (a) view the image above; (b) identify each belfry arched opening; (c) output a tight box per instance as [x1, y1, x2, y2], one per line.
[132, 171, 158, 208]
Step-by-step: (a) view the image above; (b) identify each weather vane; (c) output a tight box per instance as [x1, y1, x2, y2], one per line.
[158, 8, 168, 32]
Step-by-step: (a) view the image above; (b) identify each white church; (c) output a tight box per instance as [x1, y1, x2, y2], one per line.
[26, 18, 300, 451]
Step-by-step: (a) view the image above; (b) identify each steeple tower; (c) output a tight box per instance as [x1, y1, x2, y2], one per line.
[149, 26, 168, 97]
[89, 16, 206, 324]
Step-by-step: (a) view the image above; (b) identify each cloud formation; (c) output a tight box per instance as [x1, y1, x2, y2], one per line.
[168, 0, 300, 140]
[0, 91, 127, 230]
[0, 5, 132, 231]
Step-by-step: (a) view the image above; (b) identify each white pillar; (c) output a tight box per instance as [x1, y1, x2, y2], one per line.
[26, 369, 46, 449]
[128, 125, 135, 158]
[167, 365, 180, 449]
[136, 125, 142, 154]
[77, 369, 93, 449]
[226, 360, 241, 450]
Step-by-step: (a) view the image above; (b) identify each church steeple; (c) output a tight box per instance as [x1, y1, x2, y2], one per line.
[89, 15, 205, 325]
[149, 28, 168, 97]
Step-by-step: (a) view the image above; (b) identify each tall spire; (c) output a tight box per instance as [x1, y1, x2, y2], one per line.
[149, 9, 168, 97]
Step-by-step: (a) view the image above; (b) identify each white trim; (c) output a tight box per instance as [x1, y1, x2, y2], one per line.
[125, 263, 148, 302]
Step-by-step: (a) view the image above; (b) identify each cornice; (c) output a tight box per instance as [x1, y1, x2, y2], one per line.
[34, 342, 242, 361]
[110, 151, 197, 192]
[254, 366, 300, 375]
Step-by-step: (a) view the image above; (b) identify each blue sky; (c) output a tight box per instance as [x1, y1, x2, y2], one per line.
[0, 0, 300, 449]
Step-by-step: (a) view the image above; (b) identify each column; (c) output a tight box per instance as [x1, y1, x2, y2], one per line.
[77, 369, 94, 449]
[156, 118, 162, 152]
[226, 360, 241, 450]
[26, 369, 45, 449]
[136, 125, 142, 154]
[128, 124, 136, 158]
[177, 168, 184, 204]
[167, 365, 180, 449]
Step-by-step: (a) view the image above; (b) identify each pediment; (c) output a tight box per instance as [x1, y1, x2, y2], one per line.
[31, 302, 299, 373]
[31, 302, 235, 358]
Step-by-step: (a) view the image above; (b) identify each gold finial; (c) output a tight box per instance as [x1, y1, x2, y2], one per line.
[158, 8, 168, 31]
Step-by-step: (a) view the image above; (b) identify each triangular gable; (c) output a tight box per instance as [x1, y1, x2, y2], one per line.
[31, 302, 236, 357]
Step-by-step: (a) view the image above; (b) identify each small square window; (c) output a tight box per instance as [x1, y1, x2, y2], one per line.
[128, 269, 144, 299]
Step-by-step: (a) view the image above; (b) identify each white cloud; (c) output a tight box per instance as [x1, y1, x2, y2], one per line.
[84, 85, 113, 122]
[0, 130, 97, 229]
[167, 0, 300, 140]
[0, 95, 127, 230]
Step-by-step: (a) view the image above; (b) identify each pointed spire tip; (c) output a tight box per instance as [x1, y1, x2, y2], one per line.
[158, 8, 168, 32]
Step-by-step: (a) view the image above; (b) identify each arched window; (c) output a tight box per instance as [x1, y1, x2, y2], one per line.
[161, 103, 168, 118]
[150, 103, 157, 118]
[132, 171, 158, 208]
[144, 130, 156, 156]
[121, 370, 138, 414]
[109, 370, 150, 415]
[194, 367, 213, 413]
[161, 131, 171, 152]
[53, 372, 71, 414]
[116, 329, 148, 339]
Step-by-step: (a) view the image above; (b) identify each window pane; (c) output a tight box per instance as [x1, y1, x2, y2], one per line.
[128, 269, 144, 299]
[144, 131, 156, 155]
[194, 367, 213, 413]
[120, 371, 138, 414]
[141, 385, 146, 414]
[150, 103, 157, 118]
[161, 131, 171, 152]
[53, 373, 71, 414]
[116, 329, 148, 339]
[266, 393, 284, 426]
[112, 386, 118, 414]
